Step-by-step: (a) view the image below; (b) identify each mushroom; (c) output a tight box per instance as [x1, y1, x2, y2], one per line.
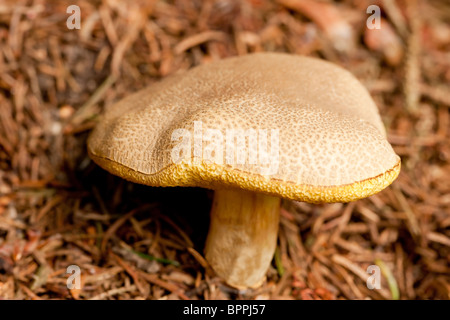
[87, 52, 401, 289]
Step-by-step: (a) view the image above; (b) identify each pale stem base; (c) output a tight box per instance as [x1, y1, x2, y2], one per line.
[204, 188, 281, 289]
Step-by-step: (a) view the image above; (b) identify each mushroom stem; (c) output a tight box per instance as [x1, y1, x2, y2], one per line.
[204, 188, 281, 289]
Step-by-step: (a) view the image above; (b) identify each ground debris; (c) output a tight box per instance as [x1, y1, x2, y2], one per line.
[0, 0, 448, 300]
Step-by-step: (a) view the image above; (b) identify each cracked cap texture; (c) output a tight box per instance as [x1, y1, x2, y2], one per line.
[87, 52, 401, 203]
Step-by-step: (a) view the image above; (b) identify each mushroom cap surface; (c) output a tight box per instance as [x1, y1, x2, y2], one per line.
[87, 52, 400, 203]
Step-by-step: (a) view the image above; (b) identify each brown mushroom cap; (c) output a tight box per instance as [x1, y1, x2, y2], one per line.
[87, 52, 400, 203]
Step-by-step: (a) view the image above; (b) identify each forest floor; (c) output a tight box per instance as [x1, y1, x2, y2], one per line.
[0, 0, 449, 300]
